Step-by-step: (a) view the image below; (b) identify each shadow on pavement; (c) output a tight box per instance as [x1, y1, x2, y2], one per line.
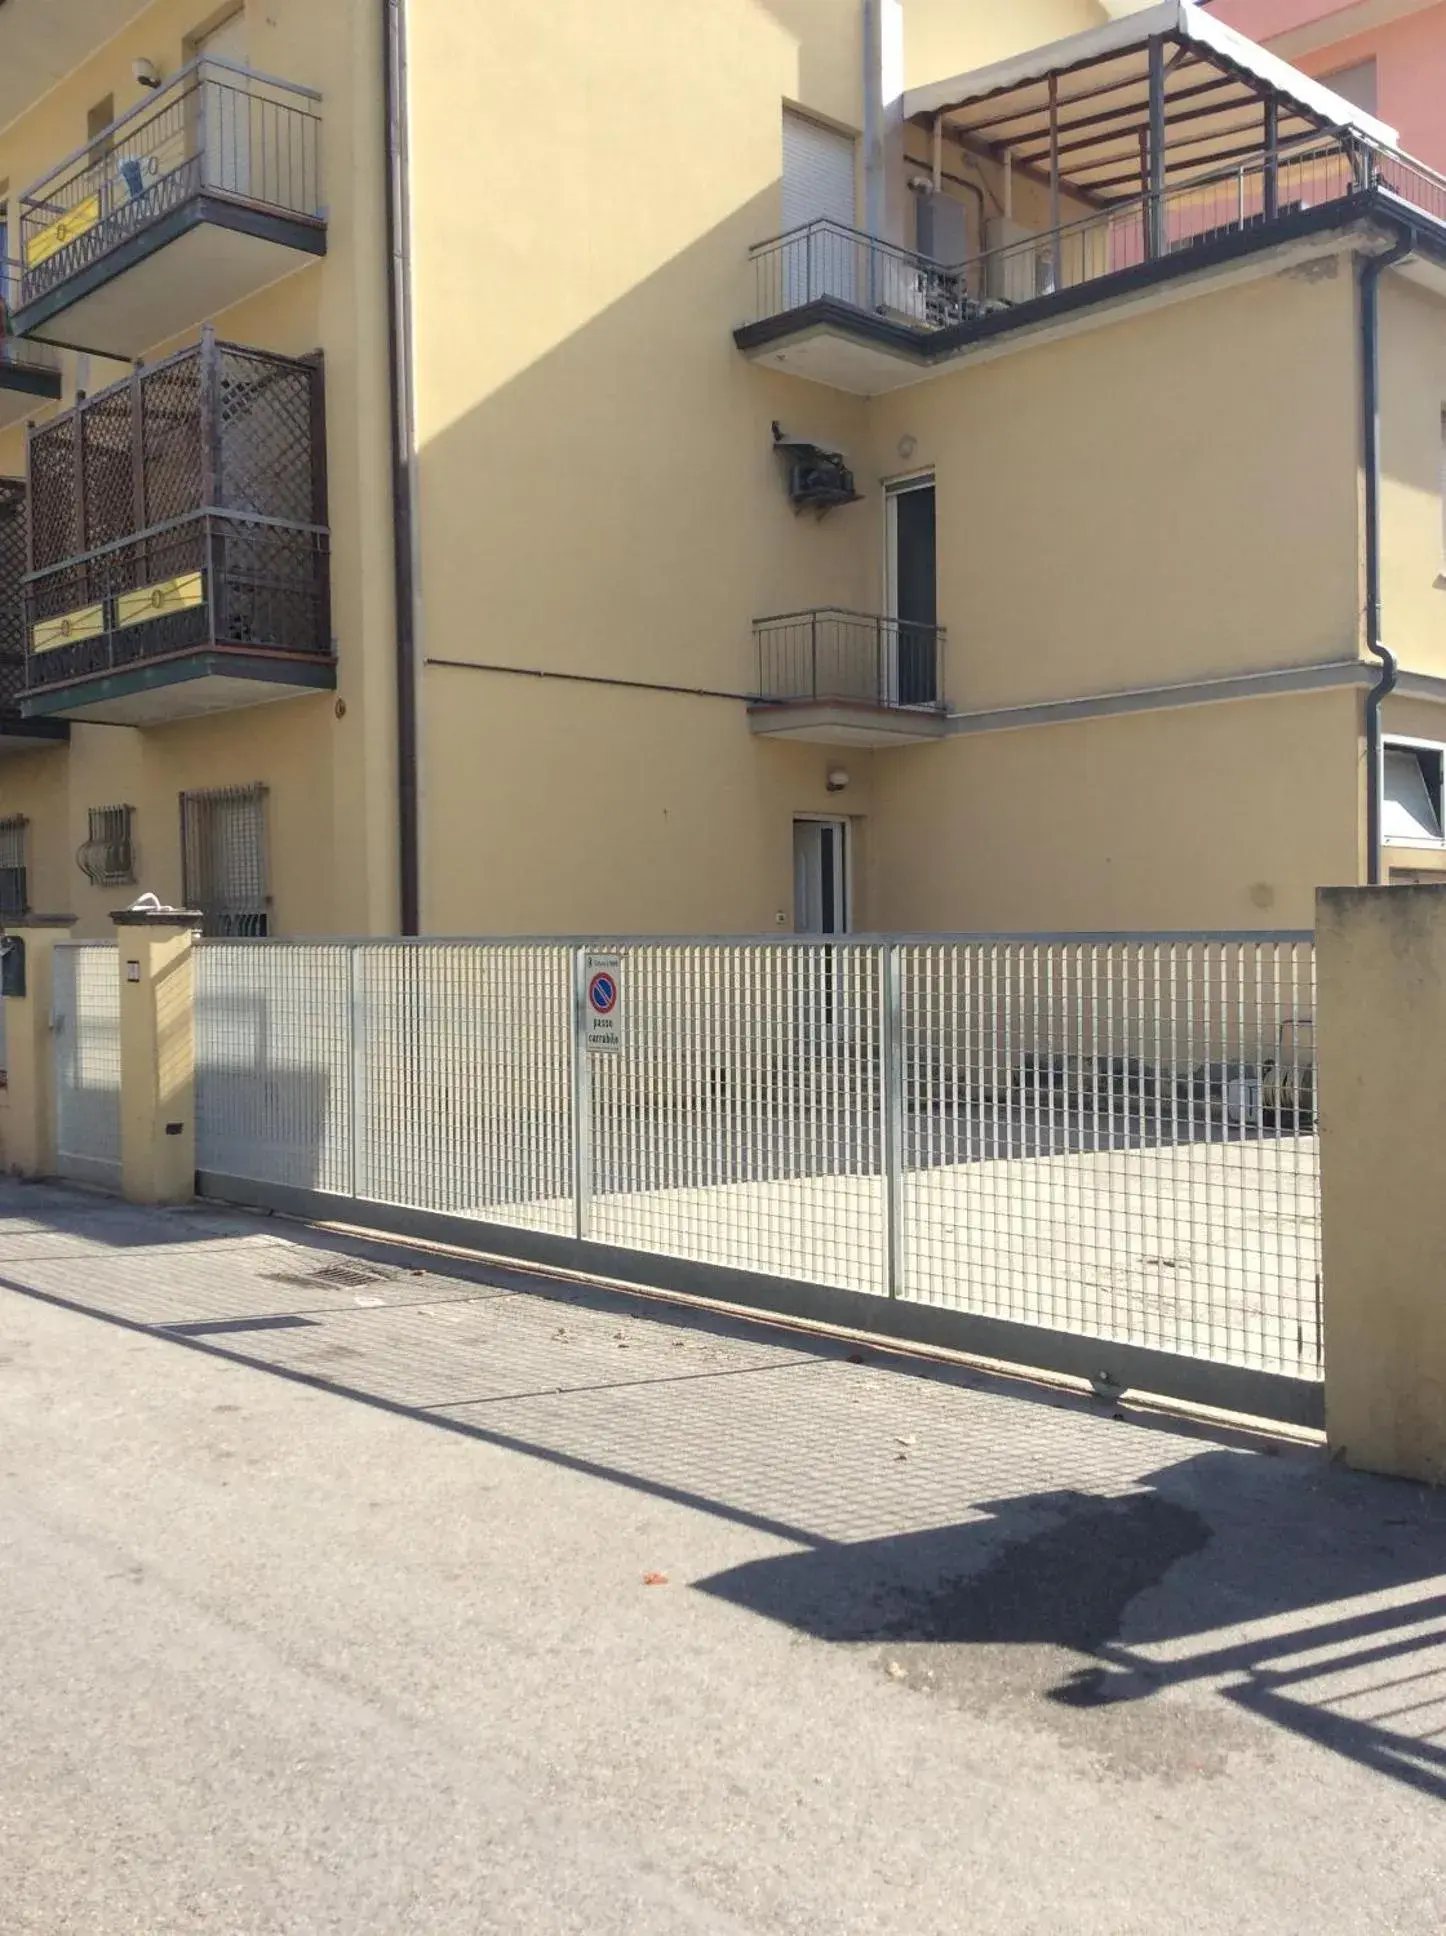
[2, 1178, 1443, 1801]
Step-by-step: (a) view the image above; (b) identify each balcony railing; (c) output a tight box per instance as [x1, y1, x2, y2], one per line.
[0, 479, 25, 707]
[0, 261, 60, 378]
[23, 509, 330, 694]
[754, 609, 944, 711]
[747, 136, 1446, 334]
[21, 332, 330, 706]
[17, 56, 322, 310]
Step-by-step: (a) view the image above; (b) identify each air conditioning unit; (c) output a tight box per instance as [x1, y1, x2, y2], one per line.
[770, 423, 861, 516]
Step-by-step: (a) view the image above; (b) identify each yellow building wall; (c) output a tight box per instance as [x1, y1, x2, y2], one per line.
[1380, 273, 1446, 680]
[863, 259, 1364, 714]
[0, 0, 398, 938]
[866, 688, 1363, 933]
[901, 0, 1107, 86]
[407, 0, 888, 934]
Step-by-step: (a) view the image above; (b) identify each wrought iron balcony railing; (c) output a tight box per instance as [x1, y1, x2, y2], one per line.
[746, 136, 1446, 334]
[0, 479, 25, 708]
[23, 509, 330, 693]
[21, 331, 330, 701]
[17, 56, 322, 310]
[754, 609, 945, 711]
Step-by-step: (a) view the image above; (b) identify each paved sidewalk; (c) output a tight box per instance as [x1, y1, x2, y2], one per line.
[0, 1177, 1442, 1934]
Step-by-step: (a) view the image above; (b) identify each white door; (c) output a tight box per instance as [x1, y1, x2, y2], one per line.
[781, 110, 856, 305]
[793, 818, 849, 936]
[195, 10, 252, 198]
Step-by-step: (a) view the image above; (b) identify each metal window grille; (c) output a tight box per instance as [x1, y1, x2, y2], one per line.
[76, 803, 136, 887]
[0, 814, 29, 919]
[181, 784, 269, 936]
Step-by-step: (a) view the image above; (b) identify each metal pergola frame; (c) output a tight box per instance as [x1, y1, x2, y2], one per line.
[904, 4, 1393, 254]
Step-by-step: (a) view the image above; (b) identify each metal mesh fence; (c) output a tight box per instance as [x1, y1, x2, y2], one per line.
[52, 942, 121, 1187]
[193, 933, 1321, 1383]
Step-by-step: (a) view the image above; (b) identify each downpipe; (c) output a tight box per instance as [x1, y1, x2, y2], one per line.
[384, 0, 421, 933]
[1359, 224, 1414, 885]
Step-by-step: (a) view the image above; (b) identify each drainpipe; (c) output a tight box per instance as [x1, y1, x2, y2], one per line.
[862, 0, 883, 240]
[384, 0, 420, 933]
[1360, 223, 1414, 886]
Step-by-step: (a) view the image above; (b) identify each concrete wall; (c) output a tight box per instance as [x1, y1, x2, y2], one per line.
[1317, 881, 1446, 1482]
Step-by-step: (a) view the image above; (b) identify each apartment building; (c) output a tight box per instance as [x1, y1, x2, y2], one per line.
[0, 0, 1443, 940]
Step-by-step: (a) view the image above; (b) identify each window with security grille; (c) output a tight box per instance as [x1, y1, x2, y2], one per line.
[0, 815, 29, 921]
[180, 784, 270, 936]
[77, 804, 136, 887]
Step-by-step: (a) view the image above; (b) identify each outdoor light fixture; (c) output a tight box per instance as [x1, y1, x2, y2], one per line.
[132, 57, 162, 88]
[826, 768, 850, 793]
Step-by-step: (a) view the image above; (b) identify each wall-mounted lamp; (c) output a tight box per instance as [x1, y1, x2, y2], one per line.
[826, 768, 850, 793]
[132, 57, 162, 89]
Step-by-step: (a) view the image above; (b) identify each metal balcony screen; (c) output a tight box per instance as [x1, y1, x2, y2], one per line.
[0, 479, 24, 706]
[24, 335, 330, 688]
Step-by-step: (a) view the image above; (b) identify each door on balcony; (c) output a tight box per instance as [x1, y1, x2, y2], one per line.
[781, 110, 856, 308]
[793, 818, 849, 936]
[190, 9, 251, 200]
[885, 474, 937, 707]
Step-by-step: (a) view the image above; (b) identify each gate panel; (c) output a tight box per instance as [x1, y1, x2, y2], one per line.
[585, 942, 884, 1293]
[898, 937, 1319, 1380]
[353, 942, 573, 1236]
[52, 942, 121, 1187]
[195, 941, 352, 1192]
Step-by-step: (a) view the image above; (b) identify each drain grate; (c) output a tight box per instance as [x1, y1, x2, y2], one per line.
[261, 1260, 403, 1291]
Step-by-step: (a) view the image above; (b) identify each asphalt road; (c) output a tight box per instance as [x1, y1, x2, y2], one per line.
[0, 1178, 1442, 1934]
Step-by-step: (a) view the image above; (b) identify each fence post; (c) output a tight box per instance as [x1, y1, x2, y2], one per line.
[571, 945, 591, 1240]
[112, 903, 202, 1205]
[0, 916, 76, 1179]
[879, 941, 904, 1299]
[1317, 886, 1446, 1482]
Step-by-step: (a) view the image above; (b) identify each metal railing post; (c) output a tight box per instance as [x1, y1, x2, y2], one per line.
[570, 944, 591, 1240]
[805, 223, 815, 303]
[810, 610, 819, 699]
[347, 942, 362, 1199]
[880, 941, 905, 1299]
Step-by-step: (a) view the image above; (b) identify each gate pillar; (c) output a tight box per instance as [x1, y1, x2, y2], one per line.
[112, 903, 202, 1206]
[1318, 885, 1446, 1483]
[0, 916, 77, 1179]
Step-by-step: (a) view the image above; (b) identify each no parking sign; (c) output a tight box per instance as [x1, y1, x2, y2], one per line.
[584, 952, 623, 1053]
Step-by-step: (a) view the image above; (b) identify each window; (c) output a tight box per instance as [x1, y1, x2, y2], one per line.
[181, 783, 270, 935]
[86, 94, 116, 171]
[0, 814, 29, 920]
[1319, 59, 1377, 116]
[76, 804, 136, 887]
[1383, 742, 1445, 844]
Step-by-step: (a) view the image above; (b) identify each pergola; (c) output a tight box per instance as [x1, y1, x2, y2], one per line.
[903, 0, 1398, 257]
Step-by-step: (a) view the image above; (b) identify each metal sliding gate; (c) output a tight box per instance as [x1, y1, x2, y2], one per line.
[52, 941, 122, 1188]
[193, 933, 1321, 1424]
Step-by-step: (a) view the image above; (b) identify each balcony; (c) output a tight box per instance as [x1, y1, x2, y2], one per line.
[20, 333, 333, 727]
[0, 264, 63, 428]
[749, 610, 947, 746]
[0, 480, 68, 752]
[12, 58, 324, 357]
[737, 2, 1446, 394]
